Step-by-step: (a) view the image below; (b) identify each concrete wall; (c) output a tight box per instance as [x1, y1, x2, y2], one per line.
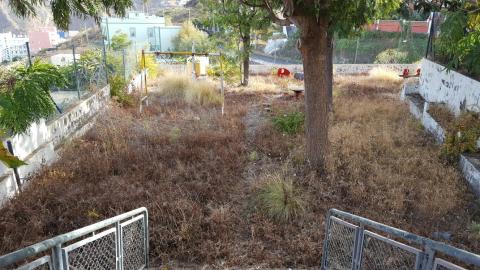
[250, 63, 419, 75]
[419, 59, 480, 116]
[0, 85, 110, 204]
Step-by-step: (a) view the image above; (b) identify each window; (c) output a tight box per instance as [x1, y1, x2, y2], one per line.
[147, 28, 154, 38]
[129, 27, 136, 38]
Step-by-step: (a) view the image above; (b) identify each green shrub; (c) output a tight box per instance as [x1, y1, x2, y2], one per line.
[109, 75, 133, 106]
[374, 48, 408, 64]
[256, 175, 305, 222]
[441, 112, 480, 163]
[272, 112, 304, 135]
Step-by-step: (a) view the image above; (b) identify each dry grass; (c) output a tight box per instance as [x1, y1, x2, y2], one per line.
[157, 74, 223, 106]
[428, 103, 455, 129]
[0, 73, 478, 268]
[228, 75, 302, 94]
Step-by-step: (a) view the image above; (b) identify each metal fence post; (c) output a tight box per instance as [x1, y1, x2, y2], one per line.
[218, 52, 225, 116]
[52, 244, 64, 270]
[122, 49, 127, 82]
[72, 45, 81, 99]
[352, 225, 365, 270]
[6, 141, 21, 192]
[143, 210, 149, 268]
[102, 38, 109, 84]
[25, 42, 32, 67]
[116, 221, 124, 270]
[142, 50, 147, 94]
[320, 212, 331, 270]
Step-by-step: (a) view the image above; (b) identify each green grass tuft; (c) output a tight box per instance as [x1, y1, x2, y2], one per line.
[256, 174, 305, 223]
[272, 112, 304, 135]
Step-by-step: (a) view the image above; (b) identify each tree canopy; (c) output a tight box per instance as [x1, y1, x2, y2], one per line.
[7, 0, 133, 29]
[173, 21, 210, 52]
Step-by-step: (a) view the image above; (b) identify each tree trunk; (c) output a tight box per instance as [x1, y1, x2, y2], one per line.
[327, 33, 333, 110]
[241, 36, 250, 86]
[299, 19, 330, 171]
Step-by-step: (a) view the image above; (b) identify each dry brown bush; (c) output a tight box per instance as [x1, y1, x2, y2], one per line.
[0, 74, 478, 268]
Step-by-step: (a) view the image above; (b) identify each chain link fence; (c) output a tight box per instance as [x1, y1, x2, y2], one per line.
[0, 208, 148, 270]
[29, 43, 108, 112]
[322, 209, 480, 270]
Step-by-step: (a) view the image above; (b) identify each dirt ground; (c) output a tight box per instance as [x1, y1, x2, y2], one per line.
[0, 74, 479, 268]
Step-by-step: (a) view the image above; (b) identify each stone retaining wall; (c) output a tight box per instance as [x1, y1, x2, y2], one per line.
[0, 85, 110, 204]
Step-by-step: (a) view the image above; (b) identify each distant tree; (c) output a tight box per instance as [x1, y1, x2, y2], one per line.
[201, 0, 271, 86]
[110, 32, 132, 51]
[242, 0, 401, 170]
[6, 0, 133, 30]
[172, 21, 210, 52]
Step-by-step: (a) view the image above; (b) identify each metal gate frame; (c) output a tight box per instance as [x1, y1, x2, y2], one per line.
[321, 209, 480, 270]
[0, 207, 148, 270]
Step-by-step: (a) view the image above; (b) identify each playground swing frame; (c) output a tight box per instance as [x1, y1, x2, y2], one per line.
[140, 50, 226, 115]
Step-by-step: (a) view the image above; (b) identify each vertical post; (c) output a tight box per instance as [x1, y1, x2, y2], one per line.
[354, 37, 359, 64]
[143, 211, 149, 268]
[158, 27, 162, 52]
[352, 225, 365, 270]
[191, 42, 196, 80]
[52, 244, 65, 270]
[25, 42, 32, 67]
[6, 141, 21, 192]
[115, 221, 124, 270]
[320, 212, 331, 270]
[142, 50, 147, 95]
[72, 45, 81, 99]
[122, 49, 127, 82]
[425, 12, 435, 60]
[220, 52, 225, 116]
[102, 38, 109, 84]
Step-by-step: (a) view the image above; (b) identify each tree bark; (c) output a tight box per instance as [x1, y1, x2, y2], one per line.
[241, 36, 250, 86]
[327, 33, 333, 110]
[299, 18, 330, 171]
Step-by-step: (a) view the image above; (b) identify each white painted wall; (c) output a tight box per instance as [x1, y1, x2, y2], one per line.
[419, 59, 480, 116]
[250, 63, 419, 75]
[0, 85, 110, 205]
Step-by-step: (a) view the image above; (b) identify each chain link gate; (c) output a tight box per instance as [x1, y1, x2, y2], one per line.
[322, 209, 480, 270]
[0, 208, 148, 270]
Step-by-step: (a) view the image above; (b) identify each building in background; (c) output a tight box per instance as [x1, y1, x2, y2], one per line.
[28, 27, 61, 53]
[0, 32, 29, 62]
[101, 12, 181, 51]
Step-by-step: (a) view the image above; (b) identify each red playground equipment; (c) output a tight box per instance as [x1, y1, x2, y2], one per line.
[399, 68, 421, 78]
[277, 68, 291, 77]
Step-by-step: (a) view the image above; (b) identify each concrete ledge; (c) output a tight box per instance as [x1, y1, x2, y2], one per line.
[422, 108, 446, 144]
[460, 154, 480, 197]
[405, 93, 425, 120]
[250, 63, 420, 75]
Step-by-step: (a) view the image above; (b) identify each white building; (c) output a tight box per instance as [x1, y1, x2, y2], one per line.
[101, 12, 181, 51]
[50, 53, 80, 66]
[0, 32, 29, 62]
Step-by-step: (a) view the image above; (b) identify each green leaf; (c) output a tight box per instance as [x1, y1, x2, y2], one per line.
[0, 144, 27, 169]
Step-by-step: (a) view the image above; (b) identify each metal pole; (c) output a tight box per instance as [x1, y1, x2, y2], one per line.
[6, 141, 21, 192]
[220, 52, 225, 116]
[102, 38, 109, 84]
[191, 42, 196, 80]
[122, 49, 126, 82]
[25, 42, 32, 67]
[72, 45, 81, 99]
[354, 37, 359, 64]
[142, 49, 147, 94]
